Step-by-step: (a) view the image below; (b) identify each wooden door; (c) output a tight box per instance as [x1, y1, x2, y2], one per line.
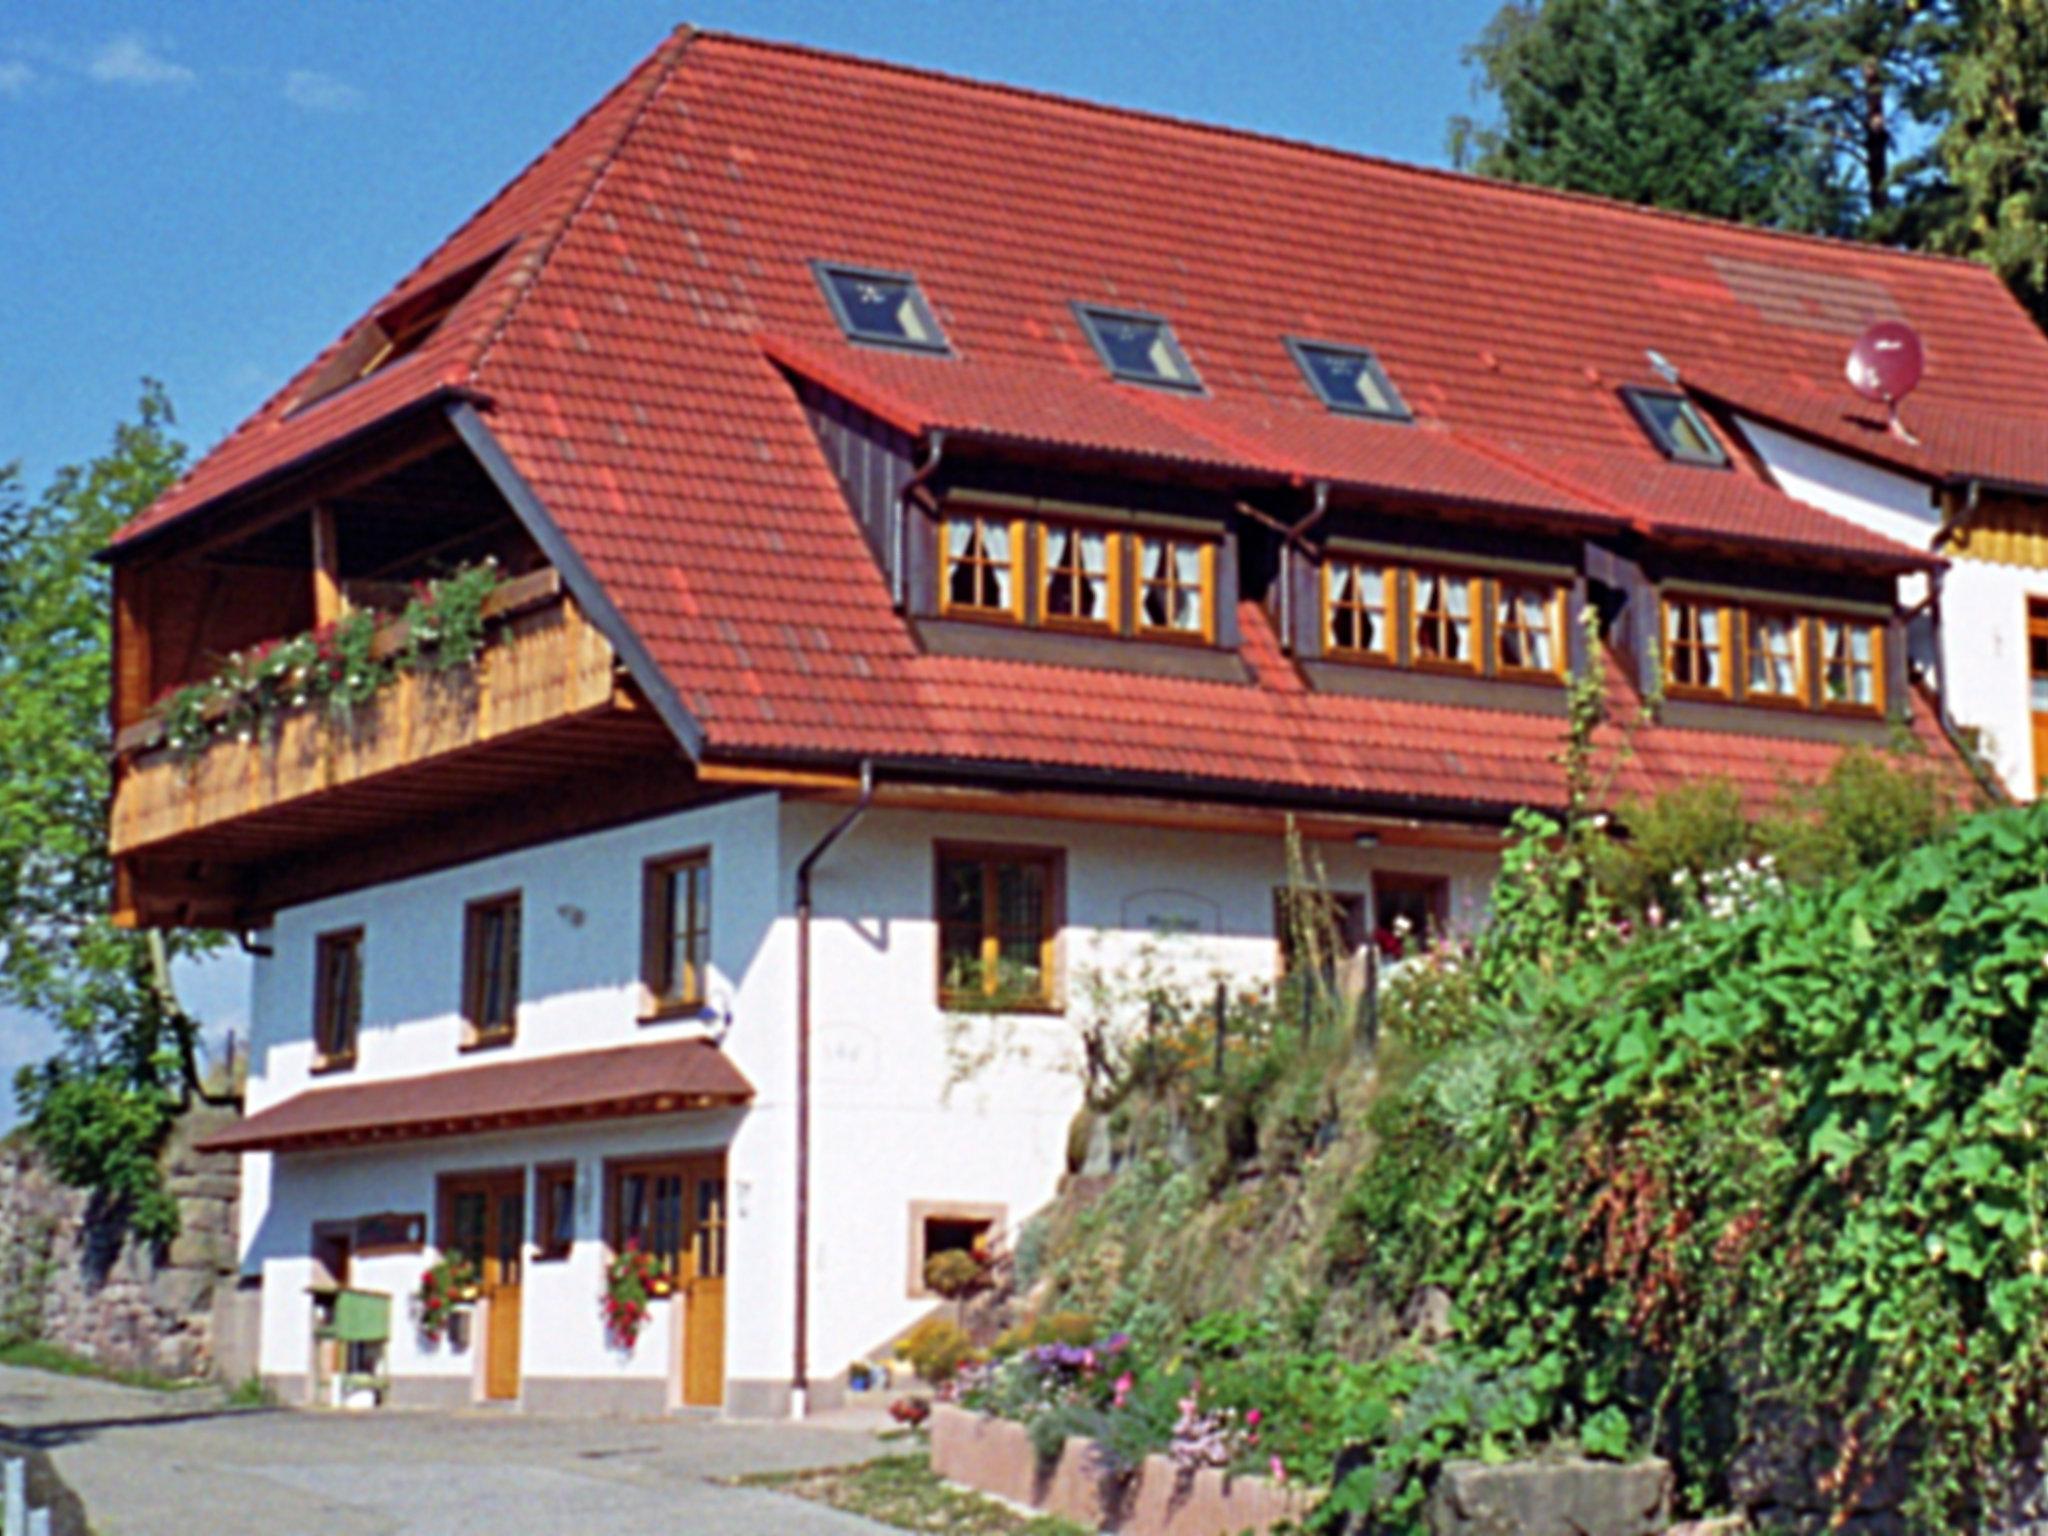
[445, 1174, 525, 1402]
[682, 1157, 728, 1408]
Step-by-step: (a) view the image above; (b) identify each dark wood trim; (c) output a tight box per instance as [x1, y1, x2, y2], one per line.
[532, 1163, 576, 1262]
[460, 891, 523, 1046]
[641, 847, 712, 1017]
[311, 926, 364, 1074]
[1300, 659, 1570, 715]
[912, 617, 1253, 682]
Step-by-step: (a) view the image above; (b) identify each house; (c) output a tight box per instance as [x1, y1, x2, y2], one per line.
[106, 28, 2029, 1416]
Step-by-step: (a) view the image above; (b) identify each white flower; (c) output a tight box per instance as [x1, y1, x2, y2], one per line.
[2030, 1248, 2047, 1276]
[1926, 1236, 1946, 1262]
[1671, 868, 1690, 886]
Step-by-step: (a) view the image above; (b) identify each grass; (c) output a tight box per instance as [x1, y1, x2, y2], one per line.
[0, 1336, 197, 1393]
[738, 1451, 1090, 1535]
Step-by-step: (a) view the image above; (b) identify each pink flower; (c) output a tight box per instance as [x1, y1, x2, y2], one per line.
[1113, 1371, 1134, 1408]
[1269, 1454, 1286, 1484]
[1245, 1408, 1262, 1428]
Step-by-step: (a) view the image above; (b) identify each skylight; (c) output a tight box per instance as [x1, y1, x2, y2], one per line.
[1622, 388, 1729, 467]
[814, 262, 948, 352]
[1074, 304, 1202, 391]
[1287, 338, 1409, 420]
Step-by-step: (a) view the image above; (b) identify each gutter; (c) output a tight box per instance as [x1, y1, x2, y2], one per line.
[791, 758, 876, 1419]
[892, 432, 945, 610]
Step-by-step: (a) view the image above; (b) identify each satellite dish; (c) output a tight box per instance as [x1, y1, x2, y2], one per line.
[1845, 320, 1925, 444]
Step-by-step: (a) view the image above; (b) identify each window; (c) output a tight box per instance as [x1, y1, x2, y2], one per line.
[610, 1160, 688, 1280]
[461, 894, 521, 1046]
[1495, 581, 1564, 676]
[1373, 872, 1450, 960]
[1039, 522, 1119, 629]
[907, 1201, 1003, 1298]
[642, 851, 711, 1017]
[1746, 611, 1808, 703]
[1664, 598, 1731, 696]
[312, 929, 363, 1071]
[813, 262, 948, 352]
[1324, 559, 1394, 660]
[936, 846, 1061, 1009]
[1622, 388, 1729, 467]
[534, 1165, 576, 1261]
[941, 513, 1022, 620]
[1136, 534, 1215, 640]
[1410, 569, 1478, 669]
[1287, 338, 1409, 419]
[1074, 304, 1201, 390]
[1819, 619, 1883, 711]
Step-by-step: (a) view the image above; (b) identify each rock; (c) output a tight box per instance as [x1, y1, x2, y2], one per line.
[149, 1266, 215, 1317]
[1400, 1285, 1454, 1345]
[1429, 1458, 1673, 1536]
[164, 1173, 241, 1203]
[168, 1227, 235, 1273]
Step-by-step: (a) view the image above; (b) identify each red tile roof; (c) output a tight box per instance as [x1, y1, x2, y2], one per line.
[197, 1038, 753, 1154]
[122, 29, 2014, 813]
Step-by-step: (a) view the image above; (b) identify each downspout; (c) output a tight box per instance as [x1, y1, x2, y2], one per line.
[892, 432, 946, 611]
[1238, 481, 1328, 650]
[791, 758, 876, 1418]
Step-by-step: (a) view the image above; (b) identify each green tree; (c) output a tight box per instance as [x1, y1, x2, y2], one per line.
[1779, 0, 1960, 238]
[0, 385, 228, 1242]
[1451, 0, 1848, 232]
[1926, 0, 2048, 323]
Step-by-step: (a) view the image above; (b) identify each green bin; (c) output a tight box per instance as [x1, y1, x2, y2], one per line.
[324, 1289, 390, 1345]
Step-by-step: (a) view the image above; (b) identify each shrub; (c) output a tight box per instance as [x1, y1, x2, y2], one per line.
[923, 1247, 990, 1304]
[896, 1316, 975, 1384]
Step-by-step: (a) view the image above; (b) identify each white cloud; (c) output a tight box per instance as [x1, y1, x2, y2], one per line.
[88, 32, 195, 88]
[283, 68, 362, 113]
[0, 61, 33, 97]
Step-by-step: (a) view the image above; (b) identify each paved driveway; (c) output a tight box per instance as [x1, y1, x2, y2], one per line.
[0, 1365, 896, 1536]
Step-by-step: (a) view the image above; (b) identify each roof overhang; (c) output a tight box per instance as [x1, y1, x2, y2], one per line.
[198, 1038, 753, 1155]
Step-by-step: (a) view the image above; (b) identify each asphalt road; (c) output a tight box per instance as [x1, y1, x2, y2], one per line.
[0, 1365, 897, 1536]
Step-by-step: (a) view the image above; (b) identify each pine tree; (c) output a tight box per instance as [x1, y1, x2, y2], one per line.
[1452, 0, 1848, 232]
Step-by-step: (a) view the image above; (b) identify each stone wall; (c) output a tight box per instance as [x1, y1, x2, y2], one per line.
[0, 1107, 240, 1380]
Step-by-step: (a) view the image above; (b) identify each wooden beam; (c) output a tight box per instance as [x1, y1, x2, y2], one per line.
[695, 760, 867, 792]
[310, 505, 343, 627]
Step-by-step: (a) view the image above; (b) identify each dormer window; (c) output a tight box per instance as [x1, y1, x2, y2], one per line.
[1623, 388, 1729, 467]
[1074, 305, 1201, 391]
[1411, 569, 1479, 670]
[1039, 523, 1119, 629]
[1287, 338, 1409, 420]
[814, 262, 948, 353]
[1663, 596, 1731, 695]
[1820, 618, 1881, 710]
[1136, 534, 1215, 640]
[941, 514, 1020, 618]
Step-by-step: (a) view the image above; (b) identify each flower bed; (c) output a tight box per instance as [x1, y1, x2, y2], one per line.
[929, 1403, 1306, 1536]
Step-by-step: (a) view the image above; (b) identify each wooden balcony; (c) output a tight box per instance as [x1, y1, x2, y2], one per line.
[111, 570, 687, 927]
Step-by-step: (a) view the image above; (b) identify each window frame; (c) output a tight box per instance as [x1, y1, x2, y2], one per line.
[1133, 531, 1218, 644]
[1072, 302, 1204, 392]
[311, 927, 363, 1074]
[1322, 556, 1398, 664]
[938, 510, 1027, 624]
[1743, 608, 1811, 708]
[1661, 594, 1736, 700]
[906, 1200, 1005, 1300]
[1035, 519, 1124, 633]
[460, 891, 522, 1050]
[1407, 567, 1484, 674]
[1621, 387, 1730, 468]
[810, 260, 950, 354]
[1491, 577, 1568, 682]
[933, 842, 1065, 1013]
[1817, 616, 1886, 715]
[533, 1163, 576, 1263]
[641, 849, 712, 1020]
[1284, 336, 1411, 421]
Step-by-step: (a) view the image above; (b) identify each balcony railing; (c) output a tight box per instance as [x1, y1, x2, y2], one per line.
[110, 569, 623, 857]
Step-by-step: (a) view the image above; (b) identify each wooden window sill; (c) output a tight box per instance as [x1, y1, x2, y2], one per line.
[1494, 666, 1566, 687]
[938, 994, 1064, 1016]
[459, 1030, 516, 1054]
[638, 1001, 711, 1026]
[310, 1053, 357, 1076]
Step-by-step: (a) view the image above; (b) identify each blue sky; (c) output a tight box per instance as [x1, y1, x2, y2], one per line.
[0, 0, 1503, 1121]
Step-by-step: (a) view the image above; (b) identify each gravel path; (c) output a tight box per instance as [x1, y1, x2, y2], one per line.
[0, 1365, 896, 1536]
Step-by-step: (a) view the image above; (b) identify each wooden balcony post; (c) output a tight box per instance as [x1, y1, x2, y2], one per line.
[311, 505, 343, 627]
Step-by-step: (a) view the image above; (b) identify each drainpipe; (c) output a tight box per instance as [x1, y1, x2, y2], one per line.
[892, 432, 946, 611]
[791, 758, 876, 1418]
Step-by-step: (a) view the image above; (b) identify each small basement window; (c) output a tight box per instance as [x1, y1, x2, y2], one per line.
[814, 262, 948, 352]
[907, 1201, 1004, 1298]
[1622, 388, 1729, 467]
[1287, 338, 1409, 419]
[1074, 304, 1202, 390]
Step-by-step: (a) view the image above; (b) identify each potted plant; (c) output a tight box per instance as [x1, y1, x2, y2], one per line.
[416, 1254, 480, 1343]
[603, 1238, 664, 1350]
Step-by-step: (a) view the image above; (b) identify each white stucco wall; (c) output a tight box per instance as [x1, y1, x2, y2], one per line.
[1735, 414, 2042, 798]
[239, 791, 1496, 1407]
